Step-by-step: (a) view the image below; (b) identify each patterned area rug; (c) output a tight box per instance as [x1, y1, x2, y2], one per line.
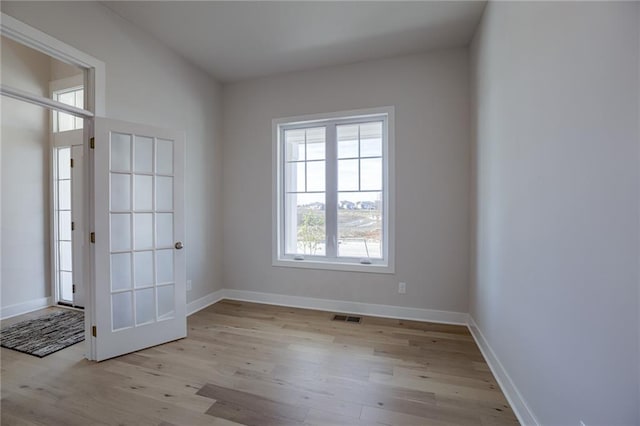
[1, 310, 85, 357]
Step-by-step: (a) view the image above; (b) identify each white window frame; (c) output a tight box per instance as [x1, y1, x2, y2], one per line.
[272, 106, 395, 274]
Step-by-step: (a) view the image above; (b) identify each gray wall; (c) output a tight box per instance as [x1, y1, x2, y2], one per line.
[1, 37, 51, 309]
[470, 2, 640, 425]
[1, 2, 225, 304]
[222, 50, 470, 313]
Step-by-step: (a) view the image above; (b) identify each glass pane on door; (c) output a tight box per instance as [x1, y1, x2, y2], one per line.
[108, 132, 175, 331]
[54, 147, 73, 303]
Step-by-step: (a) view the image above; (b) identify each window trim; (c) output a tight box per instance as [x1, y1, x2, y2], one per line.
[272, 106, 395, 274]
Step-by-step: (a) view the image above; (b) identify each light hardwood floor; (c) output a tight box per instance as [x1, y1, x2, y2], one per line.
[1, 300, 518, 425]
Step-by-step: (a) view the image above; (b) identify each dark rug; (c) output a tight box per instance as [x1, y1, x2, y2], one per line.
[1, 310, 85, 357]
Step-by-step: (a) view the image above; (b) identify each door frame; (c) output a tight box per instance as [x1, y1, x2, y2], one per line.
[1, 12, 105, 360]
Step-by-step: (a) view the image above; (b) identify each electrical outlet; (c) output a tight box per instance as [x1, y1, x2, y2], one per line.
[398, 282, 406, 294]
[186, 280, 192, 291]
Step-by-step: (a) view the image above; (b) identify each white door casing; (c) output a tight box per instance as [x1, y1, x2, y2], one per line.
[71, 144, 85, 307]
[93, 117, 186, 361]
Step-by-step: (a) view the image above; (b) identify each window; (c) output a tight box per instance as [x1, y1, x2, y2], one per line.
[53, 87, 84, 132]
[273, 107, 395, 273]
[54, 146, 74, 303]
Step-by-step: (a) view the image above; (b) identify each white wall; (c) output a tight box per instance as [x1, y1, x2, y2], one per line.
[1, 2, 225, 304]
[222, 50, 470, 313]
[470, 2, 640, 425]
[49, 58, 82, 81]
[1, 37, 51, 310]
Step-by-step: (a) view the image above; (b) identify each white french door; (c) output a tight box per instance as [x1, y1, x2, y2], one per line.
[93, 118, 186, 361]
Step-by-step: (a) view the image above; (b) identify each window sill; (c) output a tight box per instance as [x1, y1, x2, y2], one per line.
[273, 258, 395, 274]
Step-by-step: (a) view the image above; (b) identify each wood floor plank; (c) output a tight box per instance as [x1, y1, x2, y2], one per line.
[360, 405, 453, 426]
[1, 301, 519, 425]
[303, 408, 381, 426]
[198, 383, 309, 422]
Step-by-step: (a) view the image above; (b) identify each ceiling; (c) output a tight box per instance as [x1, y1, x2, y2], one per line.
[103, 1, 486, 83]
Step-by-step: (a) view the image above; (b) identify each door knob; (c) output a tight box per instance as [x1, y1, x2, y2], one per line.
[174, 241, 184, 250]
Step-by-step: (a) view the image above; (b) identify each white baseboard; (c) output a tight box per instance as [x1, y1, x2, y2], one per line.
[1, 297, 53, 320]
[221, 289, 468, 325]
[467, 315, 539, 426]
[186, 289, 225, 316]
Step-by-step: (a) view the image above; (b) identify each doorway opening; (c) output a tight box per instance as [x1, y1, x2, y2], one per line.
[1, 12, 105, 360]
[2, 12, 187, 362]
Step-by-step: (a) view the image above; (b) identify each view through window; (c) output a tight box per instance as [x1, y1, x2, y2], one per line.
[53, 87, 84, 132]
[277, 109, 392, 269]
[54, 146, 73, 302]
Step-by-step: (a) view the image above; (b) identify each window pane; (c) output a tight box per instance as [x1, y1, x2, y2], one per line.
[58, 210, 72, 241]
[110, 213, 131, 251]
[306, 127, 325, 160]
[338, 192, 383, 259]
[156, 250, 174, 284]
[58, 112, 74, 132]
[57, 91, 75, 106]
[360, 158, 382, 191]
[156, 139, 174, 175]
[135, 288, 155, 325]
[58, 180, 71, 210]
[284, 193, 325, 256]
[134, 135, 154, 173]
[111, 253, 132, 291]
[111, 132, 132, 172]
[279, 113, 388, 265]
[54, 89, 84, 132]
[111, 173, 131, 211]
[157, 285, 175, 320]
[74, 116, 84, 130]
[134, 175, 153, 211]
[112, 292, 133, 330]
[75, 89, 84, 109]
[134, 213, 154, 250]
[134, 251, 154, 287]
[60, 271, 73, 302]
[156, 176, 173, 211]
[338, 159, 359, 191]
[285, 129, 305, 162]
[360, 122, 383, 157]
[285, 162, 305, 192]
[59, 241, 72, 271]
[57, 148, 71, 179]
[306, 161, 325, 192]
[156, 213, 173, 248]
[337, 125, 359, 158]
